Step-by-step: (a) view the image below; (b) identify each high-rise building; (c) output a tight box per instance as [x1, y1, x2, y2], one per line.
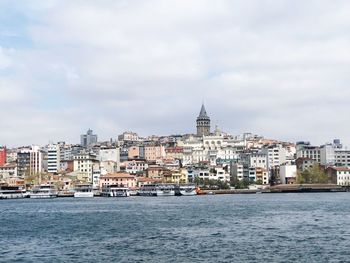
[47, 144, 61, 173]
[81, 129, 98, 147]
[17, 146, 43, 177]
[196, 104, 210, 136]
[0, 147, 7, 166]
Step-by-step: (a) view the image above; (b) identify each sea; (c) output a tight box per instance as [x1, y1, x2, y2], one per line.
[1, 193, 350, 263]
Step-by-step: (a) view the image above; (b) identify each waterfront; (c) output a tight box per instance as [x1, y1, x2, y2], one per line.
[1, 193, 350, 262]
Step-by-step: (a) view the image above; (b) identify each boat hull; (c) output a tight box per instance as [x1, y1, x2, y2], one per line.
[74, 192, 94, 198]
[30, 193, 57, 199]
[179, 190, 197, 196]
[156, 190, 175, 196]
[0, 193, 28, 199]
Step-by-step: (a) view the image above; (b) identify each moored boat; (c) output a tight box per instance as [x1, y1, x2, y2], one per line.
[101, 185, 130, 197]
[138, 184, 175, 196]
[74, 184, 94, 198]
[0, 186, 28, 199]
[177, 184, 197, 196]
[30, 185, 58, 199]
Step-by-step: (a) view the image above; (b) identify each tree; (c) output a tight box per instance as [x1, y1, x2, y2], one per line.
[297, 164, 328, 184]
[235, 178, 250, 189]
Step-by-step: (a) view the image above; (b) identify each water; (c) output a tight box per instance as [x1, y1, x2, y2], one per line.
[1, 193, 350, 263]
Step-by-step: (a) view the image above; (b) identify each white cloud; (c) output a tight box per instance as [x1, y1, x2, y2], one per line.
[1, 0, 350, 146]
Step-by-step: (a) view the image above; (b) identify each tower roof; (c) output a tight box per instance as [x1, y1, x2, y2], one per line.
[198, 104, 209, 118]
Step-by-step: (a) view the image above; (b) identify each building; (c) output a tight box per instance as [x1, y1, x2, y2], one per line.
[196, 104, 210, 137]
[0, 147, 7, 166]
[128, 146, 140, 159]
[122, 160, 148, 175]
[165, 146, 184, 161]
[17, 146, 44, 177]
[144, 145, 166, 161]
[99, 173, 137, 189]
[230, 162, 244, 181]
[163, 169, 188, 184]
[262, 144, 287, 169]
[47, 144, 60, 173]
[73, 152, 98, 183]
[118, 131, 139, 142]
[279, 164, 297, 184]
[334, 149, 350, 167]
[326, 167, 350, 186]
[99, 147, 120, 171]
[296, 142, 321, 163]
[0, 163, 17, 179]
[81, 129, 98, 147]
[241, 153, 268, 169]
[295, 157, 317, 171]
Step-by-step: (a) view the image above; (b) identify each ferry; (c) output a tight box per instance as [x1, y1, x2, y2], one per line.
[74, 184, 94, 198]
[30, 185, 58, 199]
[138, 184, 175, 196]
[0, 186, 28, 199]
[101, 186, 130, 197]
[176, 184, 197, 196]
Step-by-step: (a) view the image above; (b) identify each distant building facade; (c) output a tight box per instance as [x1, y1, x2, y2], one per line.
[81, 129, 98, 147]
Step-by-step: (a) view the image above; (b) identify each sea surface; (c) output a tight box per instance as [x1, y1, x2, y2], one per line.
[1, 193, 350, 263]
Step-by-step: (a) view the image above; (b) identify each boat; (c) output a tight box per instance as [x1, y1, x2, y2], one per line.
[156, 184, 175, 196]
[74, 184, 94, 198]
[101, 185, 130, 197]
[138, 184, 175, 196]
[0, 186, 28, 199]
[138, 184, 157, 196]
[175, 184, 197, 196]
[30, 185, 58, 199]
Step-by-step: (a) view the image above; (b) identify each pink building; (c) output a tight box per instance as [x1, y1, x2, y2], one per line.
[128, 146, 140, 159]
[99, 173, 136, 188]
[144, 145, 166, 161]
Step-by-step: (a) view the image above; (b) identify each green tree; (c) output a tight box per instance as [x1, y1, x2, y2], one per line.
[297, 164, 328, 184]
[235, 178, 250, 189]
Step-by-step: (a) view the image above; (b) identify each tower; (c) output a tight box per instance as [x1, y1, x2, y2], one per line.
[196, 104, 211, 136]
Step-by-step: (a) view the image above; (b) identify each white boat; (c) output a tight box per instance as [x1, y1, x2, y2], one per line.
[101, 186, 130, 197]
[0, 186, 28, 199]
[138, 184, 157, 196]
[156, 184, 175, 196]
[178, 184, 197, 196]
[138, 184, 175, 196]
[30, 185, 58, 199]
[74, 184, 94, 198]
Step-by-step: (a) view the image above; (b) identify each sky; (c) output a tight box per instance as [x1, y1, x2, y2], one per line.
[0, 0, 350, 147]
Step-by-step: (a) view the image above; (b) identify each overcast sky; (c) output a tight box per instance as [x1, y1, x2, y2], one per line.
[0, 0, 350, 147]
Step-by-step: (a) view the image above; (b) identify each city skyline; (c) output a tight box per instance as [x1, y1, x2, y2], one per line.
[1, 1, 350, 146]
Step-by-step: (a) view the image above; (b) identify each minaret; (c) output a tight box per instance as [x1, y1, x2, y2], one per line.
[196, 104, 211, 136]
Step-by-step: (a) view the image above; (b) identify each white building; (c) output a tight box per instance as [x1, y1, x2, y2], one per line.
[73, 152, 98, 183]
[47, 144, 60, 173]
[262, 144, 287, 168]
[98, 148, 120, 171]
[296, 142, 321, 163]
[320, 144, 335, 166]
[279, 165, 297, 184]
[0, 163, 17, 179]
[241, 153, 268, 169]
[327, 167, 350, 186]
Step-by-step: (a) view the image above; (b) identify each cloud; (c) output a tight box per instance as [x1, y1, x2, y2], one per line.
[0, 0, 350, 147]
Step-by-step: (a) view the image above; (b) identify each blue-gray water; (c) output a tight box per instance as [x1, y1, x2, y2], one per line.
[1, 193, 350, 263]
